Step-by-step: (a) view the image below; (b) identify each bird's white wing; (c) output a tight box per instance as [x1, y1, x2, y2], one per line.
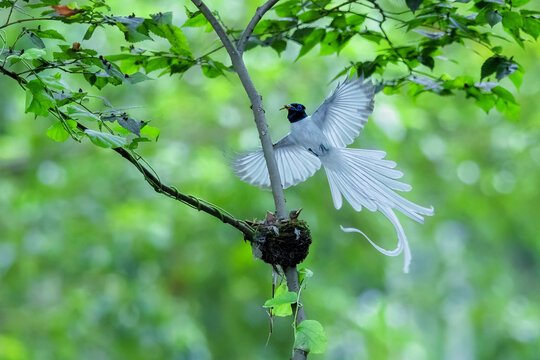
[311, 75, 375, 148]
[233, 135, 321, 189]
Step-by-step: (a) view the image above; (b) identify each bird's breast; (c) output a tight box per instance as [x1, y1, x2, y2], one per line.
[290, 117, 330, 157]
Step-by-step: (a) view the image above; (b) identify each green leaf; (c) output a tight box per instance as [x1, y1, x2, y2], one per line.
[183, 12, 207, 27]
[19, 48, 46, 60]
[296, 28, 325, 60]
[406, 0, 422, 13]
[271, 39, 287, 56]
[294, 320, 327, 354]
[46, 120, 76, 142]
[485, 10, 502, 27]
[33, 29, 65, 40]
[151, 12, 172, 25]
[522, 17, 540, 39]
[502, 11, 523, 30]
[153, 24, 193, 58]
[114, 16, 152, 42]
[66, 105, 100, 121]
[25, 79, 55, 117]
[492, 86, 517, 104]
[512, 0, 530, 7]
[140, 125, 160, 140]
[263, 283, 294, 317]
[27, 32, 45, 48]
[263, 291, 297, 308]
[83, 24, 97, 40]
[84, 129, 127, 148]
[509, 67, 523, 90]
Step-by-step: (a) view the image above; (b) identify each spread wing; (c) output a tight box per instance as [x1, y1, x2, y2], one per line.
[311, 75, 375, 148]
[233, 135, 321, 189]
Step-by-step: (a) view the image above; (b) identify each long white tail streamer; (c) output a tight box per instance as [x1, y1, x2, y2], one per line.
[339, 206, 413, 273]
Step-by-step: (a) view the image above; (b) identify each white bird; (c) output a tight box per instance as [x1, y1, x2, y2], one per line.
[233, 76, 433, 272]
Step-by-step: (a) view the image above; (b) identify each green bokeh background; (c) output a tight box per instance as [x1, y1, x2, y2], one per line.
[1, 1, 539, 359]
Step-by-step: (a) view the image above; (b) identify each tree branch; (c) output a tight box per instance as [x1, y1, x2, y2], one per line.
[191, 0, 288, 219]
[70, 122, 256, 240]
[286, 265, 308, 360]
[237, 0, 281, 54]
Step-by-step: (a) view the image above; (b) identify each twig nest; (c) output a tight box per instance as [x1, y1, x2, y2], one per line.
[248, 210, 312, 267]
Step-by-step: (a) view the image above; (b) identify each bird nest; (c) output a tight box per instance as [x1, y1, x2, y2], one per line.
[247, 210, 312, 268]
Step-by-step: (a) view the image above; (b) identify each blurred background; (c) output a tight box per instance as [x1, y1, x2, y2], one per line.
[1, 0, 539, 359]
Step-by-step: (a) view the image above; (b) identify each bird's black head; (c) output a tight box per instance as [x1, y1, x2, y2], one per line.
[281, 103, 307, 123]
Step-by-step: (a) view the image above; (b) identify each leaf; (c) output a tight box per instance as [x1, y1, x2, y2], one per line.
[296, 28, 325, 60]
[140, 125, 160, 140]
[413, 29, 445, 39]
[294, 320, 327, 354]
[263, 291, 297, 308]
[25, 79, 55, 117]
[523, 17, 540, 39]
[66, 105, 100, 121]
[117, 116, 145, 136]
[84, 129, 127, 148]
[480, 56, 502, 79]
[51, 4, 81, 17]
[46, 121, 71, 142]
[153, 24, 193, 58]
[485, 10, 502, 27]
[183, 12, 207, 27]
[33, 29, 65, 40]
[27, 32, 45, 48]
[270, 39, 287, 56]
[19, 48, 46, 60]
[263, 283, 294, 317]
[492, 86, 517, 104]
[151, 12, 172, 25]
[83, 24, 97, 40]
[114, 15, 152, 42]
[502, 11, 523, 30]
[508, 67, 523, 90]
[406, 0, 422, 13]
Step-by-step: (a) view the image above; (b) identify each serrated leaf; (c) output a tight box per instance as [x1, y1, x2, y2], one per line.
[492, 86, 517, 104]
[66, 105, 100, 121]
[294, 320, 327, 354]
[84, 129, 127, 148]
[151, 12, 172, 25]
[154, 24, 192, 58]
[271, 39, 287, 55]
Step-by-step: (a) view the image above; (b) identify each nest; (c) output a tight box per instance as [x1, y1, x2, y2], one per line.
[247, 210, 312, 268]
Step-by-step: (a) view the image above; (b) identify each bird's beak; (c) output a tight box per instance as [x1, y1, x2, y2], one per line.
[280, 104, 291, 110]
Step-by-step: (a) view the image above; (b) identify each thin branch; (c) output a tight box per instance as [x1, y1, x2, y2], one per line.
[75, 121, 257, 240]
[0, 17, 58, 31]
[237, 0, 281, 54]
[191, 0, 288, 219]
[286, 265, 308, 360]
[4, 0, 17, 25]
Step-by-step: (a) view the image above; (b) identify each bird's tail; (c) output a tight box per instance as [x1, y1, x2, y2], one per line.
[320, 148, 433, 272]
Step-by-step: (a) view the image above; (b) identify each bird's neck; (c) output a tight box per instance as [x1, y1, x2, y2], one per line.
[288, 111, 308, 123]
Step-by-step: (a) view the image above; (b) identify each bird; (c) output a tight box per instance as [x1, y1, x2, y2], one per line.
[233, 75, 433, 273]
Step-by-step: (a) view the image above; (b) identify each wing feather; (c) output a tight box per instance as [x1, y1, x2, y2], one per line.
[233, 135, 321, 189]
[311, 75, 375, 148]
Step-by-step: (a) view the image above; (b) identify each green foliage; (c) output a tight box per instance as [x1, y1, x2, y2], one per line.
[263, 282, 296, 316]
[294, 320, 327, 354]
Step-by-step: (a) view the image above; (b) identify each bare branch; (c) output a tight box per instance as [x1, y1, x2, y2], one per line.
[191, 0, 288, 219]
[237, 0, 281, 54]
